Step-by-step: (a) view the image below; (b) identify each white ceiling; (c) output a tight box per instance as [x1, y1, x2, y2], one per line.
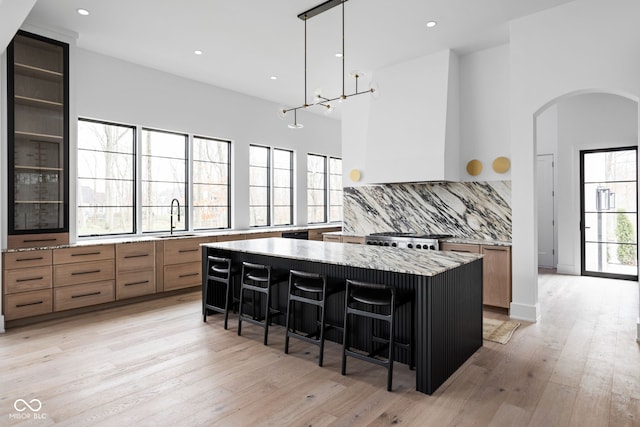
[25, 0, 575, 118]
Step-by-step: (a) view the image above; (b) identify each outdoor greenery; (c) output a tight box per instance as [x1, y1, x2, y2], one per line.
[616, 209, 637, 265]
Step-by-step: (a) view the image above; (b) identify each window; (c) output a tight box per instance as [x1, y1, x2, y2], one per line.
[307, 154, 327, 223]
[193, 136, 231, 229]
[273, 148, 293, 225]
[249, 145, 270, 226]
[141, 129, 187, 233]
[77, 119, 135, 236]
[329, 157, 343, 222]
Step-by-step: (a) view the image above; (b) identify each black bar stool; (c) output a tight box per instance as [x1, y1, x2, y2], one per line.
[284, 270, 342, 366]
[237, 262, 287, 345]
[203, 256, 240, 329]
[341, 279, 414, 391]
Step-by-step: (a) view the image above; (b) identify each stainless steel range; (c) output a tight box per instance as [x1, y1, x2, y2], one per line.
[365, 232, 452, 250]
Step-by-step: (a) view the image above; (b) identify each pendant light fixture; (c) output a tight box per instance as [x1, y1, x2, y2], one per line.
[278, 0, 377, 129]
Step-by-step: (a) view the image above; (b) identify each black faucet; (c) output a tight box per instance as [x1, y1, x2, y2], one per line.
[170, 198, 180, 235]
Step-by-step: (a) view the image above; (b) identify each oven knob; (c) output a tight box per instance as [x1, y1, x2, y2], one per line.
[366, 241, 372, 245]
[415, 244, 421, 249]
[383, 242, 390, 246]
[430, 245, 436, 250]
[407, 243, 413, 249]
[391, 242, 397, 247]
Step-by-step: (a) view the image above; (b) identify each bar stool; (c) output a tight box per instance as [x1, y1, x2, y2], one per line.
[237, 262, 287, 345]
[284, 270, 342, 367]
[203, 256, 240, 329]
[341, 279, 414, 391]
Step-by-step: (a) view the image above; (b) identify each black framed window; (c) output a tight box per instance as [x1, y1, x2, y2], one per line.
[307, 153, 327, 223]
[273, 148, 294, 225]
[193, 136, 231, 229]
[77, 119, 135, 236]
[249, 145, 270, 226]
[141, 128, 187, 233]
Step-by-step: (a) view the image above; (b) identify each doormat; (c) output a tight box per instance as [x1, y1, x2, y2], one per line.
[483, 317, 520, 344]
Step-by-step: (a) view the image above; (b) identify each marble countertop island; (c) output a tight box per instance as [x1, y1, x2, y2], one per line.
[201, 237, 482, 277]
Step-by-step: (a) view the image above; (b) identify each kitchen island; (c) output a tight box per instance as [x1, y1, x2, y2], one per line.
[201, 238, 483, 395]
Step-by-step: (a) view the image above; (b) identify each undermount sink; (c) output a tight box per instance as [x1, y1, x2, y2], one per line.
[155, 233, 198, 239]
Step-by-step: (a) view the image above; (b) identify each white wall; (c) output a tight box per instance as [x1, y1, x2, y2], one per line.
[343, 49, 460, 185]
[459, 44, 511, 181]
[75, 48, 341, 232]
[555, 93, 638, 274]
[510, 0, 640, 322]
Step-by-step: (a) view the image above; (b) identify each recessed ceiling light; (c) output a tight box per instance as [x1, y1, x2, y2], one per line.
[335, 52, 343, 58]
[270, 76, 278, 80]
[426, 21, 437, 28]
[194, 50, 203, 55]
[77, 8, 90, 16]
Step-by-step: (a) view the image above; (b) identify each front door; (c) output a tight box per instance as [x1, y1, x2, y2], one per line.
[580, 146, 638, 280]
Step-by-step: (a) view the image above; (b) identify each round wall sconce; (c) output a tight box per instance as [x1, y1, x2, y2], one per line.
[492, 156, 511, 174]
[466, 159, 483, 176]
[349, 169, 362, 182]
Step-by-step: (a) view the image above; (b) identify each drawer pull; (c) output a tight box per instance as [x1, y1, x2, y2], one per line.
[71, 291, 101, 299]
[124, 254, 149, 259]
[451, 249, 471, 253]
[178, 249, 198, 253]
[16, 276, 44, 282]
[16, 256, 44, 262]
[23, 238, 57, 243]
[71, 269, 101, 276]
[179, 273, 199, 278]
[71, 251, 101, 257]
[483, 247, 505, 252]
[16, 300, 44, 308]
[125, 280, 149, 287]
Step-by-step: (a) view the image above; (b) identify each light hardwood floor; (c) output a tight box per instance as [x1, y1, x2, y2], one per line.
[1, 271, 639, 426]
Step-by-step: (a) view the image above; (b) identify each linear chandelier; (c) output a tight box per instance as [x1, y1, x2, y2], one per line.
[278, 0, 377, 129]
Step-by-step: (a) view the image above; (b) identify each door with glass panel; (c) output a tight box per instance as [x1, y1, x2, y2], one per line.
[580, 147, 638, 280]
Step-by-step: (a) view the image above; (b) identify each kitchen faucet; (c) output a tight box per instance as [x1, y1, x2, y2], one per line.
[170, 198, 180, 235]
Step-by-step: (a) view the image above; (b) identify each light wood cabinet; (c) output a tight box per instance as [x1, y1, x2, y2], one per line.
[441, 242, 511, 309]
[7, 31, 69, 248]
[115, 242, 156, 300]
[481, 245, 512, 308]
[342, 236, 365, 244]
[156, 237, 212, 292]
[308, 226, 341, 241]
[52, 245, 115, 311]
[3, 249, 53, 320]
[323, 234, 342, 243]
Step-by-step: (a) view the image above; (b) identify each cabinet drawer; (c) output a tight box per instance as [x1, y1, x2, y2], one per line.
[164, 262, 201, 291]
[116, 269, 156, 300]
[54, 280, 115, 311]
[163, 240, 202, 265]
[3, 250, 52, 269]
[54, 259, 115, 287]
[323, 235, 342, 243]
[116, 242, 155, 272]
[7, 233, 68, 249]
[53, 245, 115, 265]
[4, 266, 52, 294]
[342, 236, 365, 244]
[440, 242, 481, 253]
[248, 231, 282, 239]
[4, 289, 53, 320]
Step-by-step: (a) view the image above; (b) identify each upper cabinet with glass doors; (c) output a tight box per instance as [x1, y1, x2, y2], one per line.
[7, 31, 69, 248]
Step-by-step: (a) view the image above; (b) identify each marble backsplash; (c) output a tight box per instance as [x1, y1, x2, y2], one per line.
[343, 181, 511, 241]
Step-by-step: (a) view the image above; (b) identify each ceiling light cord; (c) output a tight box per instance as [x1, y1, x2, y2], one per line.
[279, 0, 376, 128]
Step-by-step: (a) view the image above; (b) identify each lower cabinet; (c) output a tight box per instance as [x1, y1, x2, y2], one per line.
[116, 241, 155, 300]
[3, 250, 53, 320]
[53, 245, 115, 312]
[157, 237, 212, 292]
[5, 289, 53, 320]
[441, 242, 512, 309]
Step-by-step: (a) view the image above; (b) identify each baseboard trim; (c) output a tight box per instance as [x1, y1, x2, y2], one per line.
[556, 264, 579, 275]
[509, 302, 540, 323]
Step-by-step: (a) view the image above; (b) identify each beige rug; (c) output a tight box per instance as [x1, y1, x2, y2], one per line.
[483, 317, 520, 344]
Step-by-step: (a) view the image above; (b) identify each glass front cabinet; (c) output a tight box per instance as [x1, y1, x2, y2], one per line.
[7, 31, 69, 248]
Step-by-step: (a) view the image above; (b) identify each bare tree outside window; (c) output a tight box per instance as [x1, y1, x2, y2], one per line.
[77, 119, 134, 236]
[193, 136, 231, 229]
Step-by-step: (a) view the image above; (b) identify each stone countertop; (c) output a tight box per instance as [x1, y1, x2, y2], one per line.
[202, 237, 483, 277]
[3, 224, 342, 253]
[322, 231, 365, 237]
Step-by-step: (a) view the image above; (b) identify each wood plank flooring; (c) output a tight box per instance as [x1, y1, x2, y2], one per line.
[1, 271, 639, 426]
